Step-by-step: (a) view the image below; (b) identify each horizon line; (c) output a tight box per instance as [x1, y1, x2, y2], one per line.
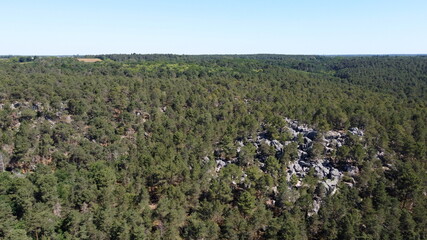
[1, 53, 427, 57]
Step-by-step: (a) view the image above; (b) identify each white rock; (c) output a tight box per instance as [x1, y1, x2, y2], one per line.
[325, 131, 341, 139]
[271, 140, 283, 151]
[326, 178, 339, 187]
[215, 160, 227, 172]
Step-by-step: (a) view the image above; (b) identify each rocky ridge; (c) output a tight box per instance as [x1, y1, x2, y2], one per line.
[214, 118, 365, 215]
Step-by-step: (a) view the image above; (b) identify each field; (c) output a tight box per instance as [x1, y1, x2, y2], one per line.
[76, 58, 102, 63]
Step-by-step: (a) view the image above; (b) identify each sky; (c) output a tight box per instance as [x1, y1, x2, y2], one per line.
[0, 0, 426, 55]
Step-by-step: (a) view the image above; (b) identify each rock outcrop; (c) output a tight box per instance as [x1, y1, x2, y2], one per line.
[213, 117, 366, 215]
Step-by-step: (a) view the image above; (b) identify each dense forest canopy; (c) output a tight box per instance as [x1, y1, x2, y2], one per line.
[0, 55, 426, 239]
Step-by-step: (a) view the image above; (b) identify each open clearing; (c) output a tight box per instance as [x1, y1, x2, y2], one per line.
[77, 58, 102, 63]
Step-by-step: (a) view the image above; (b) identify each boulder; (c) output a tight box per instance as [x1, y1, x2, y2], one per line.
[215, 160, 227, 172]
[321, 182, 330, 192]
[306, 131, 317, 140]
[330, 168, 341, 178]
[314, 166, 325, 178]
[271, 140, 283, 151]
[345, 166, 359, 176]
[263, 139, 271, 146]
[326, 178, 339, 187]
[308, 198, 322, 216]
[325, 146, 334, 153]
[329, 139, 340, 147]
[314, 163, 330, 178]
[349, 127, 364, 136]
[286, 127, 298, 138]
[290, 122, 299, 130]
[297, 150, 308, 160]
[298, 160, 311, 168]
[294, 162, 303, 173]
[325, 131, 341, 139]
[320, 165, 330, 175]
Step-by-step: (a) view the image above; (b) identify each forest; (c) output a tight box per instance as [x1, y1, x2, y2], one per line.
[0, 54, 426, 239]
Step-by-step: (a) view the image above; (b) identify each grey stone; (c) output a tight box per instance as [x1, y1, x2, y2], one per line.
[326, 178, 339, 186]
[325, 130, 341, 139]
[308, 198, 322, 216]
[320, 165, 330, 175]
[325, 147, 334, 153]
[329, 139, 340, 147]
[304, 137, 312, 144]
[271, 140, 283, 151]
[322, 182, 330, 192]
[263, 139, 271, 146]
[294, 163, 303, 173]
[349, 127, 364, 136]
[298, 150, 308, 159]
[314, 167, 325, 178]
[298, 160, 311, 168]
[215, 160, 227, 172]
[330, 168, 340, 178]
[286, 127, 298, 138]
[345, 166, 359, 176]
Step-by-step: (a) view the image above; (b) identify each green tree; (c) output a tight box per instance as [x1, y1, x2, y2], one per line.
[237, 191, 256, 215]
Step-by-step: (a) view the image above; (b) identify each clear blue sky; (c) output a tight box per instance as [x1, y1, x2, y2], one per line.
[1, 0, 426, 55]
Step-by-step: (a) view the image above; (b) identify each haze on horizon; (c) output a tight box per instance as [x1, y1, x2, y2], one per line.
[1, 0, 426, 55]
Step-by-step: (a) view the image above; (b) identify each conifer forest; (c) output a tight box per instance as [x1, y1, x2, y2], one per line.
[0, 54, 426, 239]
